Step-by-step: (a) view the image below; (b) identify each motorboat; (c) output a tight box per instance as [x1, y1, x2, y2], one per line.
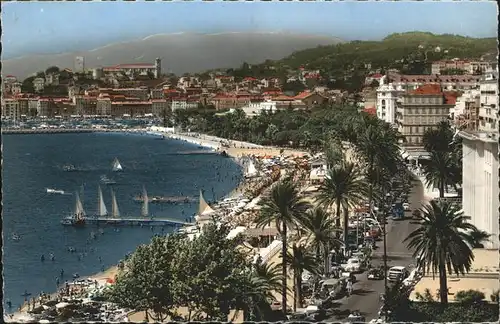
[12, 233, 21, 241]
[100, 175, 116, 185]
[62, 164, 77, 172]
[47, 188, 65, 195]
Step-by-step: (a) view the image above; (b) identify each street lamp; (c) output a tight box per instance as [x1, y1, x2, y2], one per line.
[382, 192, 391, 318]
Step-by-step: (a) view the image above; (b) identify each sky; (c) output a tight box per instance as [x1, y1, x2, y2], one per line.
[2, 1, 498, 59]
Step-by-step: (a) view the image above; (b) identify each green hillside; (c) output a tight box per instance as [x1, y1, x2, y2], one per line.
[224, 32, 497, 91]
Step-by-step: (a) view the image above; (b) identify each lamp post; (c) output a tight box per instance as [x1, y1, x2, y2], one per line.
[382, 191, 391, 319]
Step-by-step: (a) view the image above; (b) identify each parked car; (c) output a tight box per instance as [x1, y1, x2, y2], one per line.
[342, 258, 362, 273]
[387, 266, 409, 282]
[367, 268, 384, 280]
[402, 202, 411, 211]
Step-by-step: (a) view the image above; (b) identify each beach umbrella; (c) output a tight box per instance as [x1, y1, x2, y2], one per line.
[105, 278, 115, 284]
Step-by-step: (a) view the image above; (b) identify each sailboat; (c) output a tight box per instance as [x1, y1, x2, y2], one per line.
[112, 158, 123, 172]
[98, 185, 108, 217]
[141, 186, 149, 218]
[61, 191, 86, 226]
[111, 189, 121, 218]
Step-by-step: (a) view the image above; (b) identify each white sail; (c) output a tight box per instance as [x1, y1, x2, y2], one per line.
[112, 158, 123, 172]
[141, 186, 149, 217]
[111, 189, 120, 218]
[75, 192, 86, 216]
[98, 185, 108, 217]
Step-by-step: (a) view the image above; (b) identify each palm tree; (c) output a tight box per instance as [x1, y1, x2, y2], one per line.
[404, 200, 479, 305]
[316, 161, 368, 247]
[285, 243, 321, 312]
[299, 206, 342, 274]
[422, 151, 459, 198]
[240, 262, 284, 321]
[255, 180, 311, 315]
[355, 124, 401, 213]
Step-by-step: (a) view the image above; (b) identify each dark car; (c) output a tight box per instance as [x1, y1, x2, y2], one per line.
[367, 268, 384, 280]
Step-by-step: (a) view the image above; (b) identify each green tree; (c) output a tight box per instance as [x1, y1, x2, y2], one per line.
[255, 180, 311, 315]
[45, 66, 60, 75]
[106, 234, 182, 321]
[404, 200, 479, 305]
[422, 151, 459, 198]
[298, 206, 340, 274]
[107, 223, 269, 321]
[315, 161, 368, 247]
[285, 243, 321, 311]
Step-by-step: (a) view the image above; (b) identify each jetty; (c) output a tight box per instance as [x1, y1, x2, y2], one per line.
[74, 216, 193, 227]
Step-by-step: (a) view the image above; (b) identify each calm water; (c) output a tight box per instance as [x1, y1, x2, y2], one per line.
[2, 132, 242, 311]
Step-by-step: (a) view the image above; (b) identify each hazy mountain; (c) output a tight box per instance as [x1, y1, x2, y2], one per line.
[2, 32, 343, 79]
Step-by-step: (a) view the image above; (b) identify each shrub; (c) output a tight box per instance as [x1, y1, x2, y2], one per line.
[454, 289, 485, 304]
[490, 290, 499, 303]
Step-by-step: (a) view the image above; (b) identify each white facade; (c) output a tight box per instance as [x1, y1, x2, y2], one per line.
[478, 71, 498, 132]
[376, 76, 403, 124]
[171, 100, 197, 112]
[241, 100, 277, 116]
[460, 131, 499, 249]
[451, 89, 480, 118]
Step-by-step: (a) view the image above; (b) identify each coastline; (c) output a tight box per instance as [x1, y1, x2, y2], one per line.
[7, 130, 305, 321]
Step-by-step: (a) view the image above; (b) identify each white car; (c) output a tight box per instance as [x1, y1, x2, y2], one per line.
[402, 202, 411, 211]
[343, 258, 362, 273]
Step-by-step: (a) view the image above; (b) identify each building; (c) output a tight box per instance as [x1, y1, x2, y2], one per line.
[451, 90, 480, 131]
[33, 78, 45, 93]
[460, 130, 499, 249]
[151, 99, 169, 117]
[99, 88, 150, 101]
[100, 58, 162, 79]
[171, 100, 198, 112]
[1, 98, 28, 120]
[242, 100, 277, 116]
[478, 71, 498, 132]
[75, 56, 85, 72]
[294, 91, 328, 109]
[73, 95, 98, 116]
[396, 84, 456, 152]
[376, 76, 404, 124]
[389, 73, 481, 91]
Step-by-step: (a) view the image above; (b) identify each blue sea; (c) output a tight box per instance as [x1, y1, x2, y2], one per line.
[2, 132, 243, 312]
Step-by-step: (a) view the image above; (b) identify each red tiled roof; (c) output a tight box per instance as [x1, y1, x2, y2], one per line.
[411, 84, 442, 95]
[274, 95, 294, 101]
[5, 75, 16, 78]
[243, 77, 257, 81]
[294, 91, 313, 100]
[363, 107, 377, 115]
[370, 73, 383, 78]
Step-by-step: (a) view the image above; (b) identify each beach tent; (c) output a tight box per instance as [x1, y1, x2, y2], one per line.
[198, 190, 215, 216]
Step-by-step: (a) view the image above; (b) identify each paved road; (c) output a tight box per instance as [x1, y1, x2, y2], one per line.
[327, 178, 424, 321]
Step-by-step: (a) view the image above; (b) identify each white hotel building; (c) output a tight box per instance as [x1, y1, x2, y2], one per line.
[459, 69, 499, 249]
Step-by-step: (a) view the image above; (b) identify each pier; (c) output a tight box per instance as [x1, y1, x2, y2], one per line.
[62, 216, 195, 227]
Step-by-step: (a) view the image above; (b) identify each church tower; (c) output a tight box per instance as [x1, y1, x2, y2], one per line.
[154, 58, 162, 79]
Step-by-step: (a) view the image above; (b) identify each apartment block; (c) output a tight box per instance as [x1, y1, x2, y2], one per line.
[478, 71, 498, 132]
[460, 130, 499, 249]
[396, 84, 456, 149]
